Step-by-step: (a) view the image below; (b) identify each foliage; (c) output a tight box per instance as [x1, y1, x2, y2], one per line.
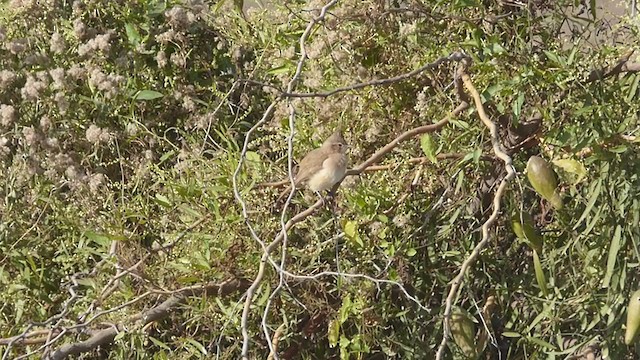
[0, 0, 639, 359]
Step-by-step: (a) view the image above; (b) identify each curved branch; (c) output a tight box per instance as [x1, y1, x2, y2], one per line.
[47, 278, 249, 360]
[434, 61, 516, 360]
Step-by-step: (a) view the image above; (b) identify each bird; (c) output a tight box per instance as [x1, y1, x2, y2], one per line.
[277, 130, 349, 203]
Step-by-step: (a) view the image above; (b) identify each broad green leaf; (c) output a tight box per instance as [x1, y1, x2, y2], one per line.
[527, 156, 562, 209]
[134, 90, 164, 100]
[339, 294, 352, 323]
[344, 221, 358, 239]
[626, 289, 640, 344]
[124, 23, 141, 45]
[552, 158, 587, 184]
[603, 225, 623, 288]
[405, 248, 417, 257]
[84, 231, 113, 246]
[609, 145, 628, 154]
[450, 307, 478, 359]
[420, 134, 438, 164]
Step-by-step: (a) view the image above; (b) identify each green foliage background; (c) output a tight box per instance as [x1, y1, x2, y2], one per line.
[0, 0, 639, 359]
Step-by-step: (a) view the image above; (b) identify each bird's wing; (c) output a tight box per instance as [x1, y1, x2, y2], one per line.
[294, 148, 325, 183]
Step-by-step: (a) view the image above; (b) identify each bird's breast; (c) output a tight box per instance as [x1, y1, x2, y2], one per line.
[307, 164, 346, 192]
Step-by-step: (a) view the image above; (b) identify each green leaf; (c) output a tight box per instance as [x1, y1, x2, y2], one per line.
[343, 221, 363, 247]
[328, 319, 340, 347]
[544, 50, 565, 67]
[573, 178, 602, 230]
[149, 336, 172, 351]
[527, 156, 562, 209]
[134, 90, 164, 101]
[155, 194, 172, 208]
[526, 336, 556, 349]
[124, 23, 141, 46]
[502, 331, 521, 338]
[267, 64, 291, 75]
[339, 294, 352, 323]
[608, 145, 628, 154]
[344, 221, 358, 239]
[420, 134, 438, 163]
[512, 92, 525, 123]
[533, 250, 548, 296]
[405, 248, 417, 257]
[84, 231, 112, 247]
[552, 158, 587, 184]
[245, 151, 261, 162]
[603, 225, 623, 288]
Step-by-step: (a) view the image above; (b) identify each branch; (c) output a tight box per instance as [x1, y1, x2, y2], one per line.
[240, 53, 469, 99]
[48, 278, 249, 360]
[585, 50, 640, 83]
[434, 61, 516, 360]
[257, 153, 495, 188]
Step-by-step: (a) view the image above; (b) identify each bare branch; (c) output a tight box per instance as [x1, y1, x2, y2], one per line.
[257, 153, 495, 188]
[48, 278, 248, 360]
[240, 52, 469, 99]
[434, 60, 516, 360]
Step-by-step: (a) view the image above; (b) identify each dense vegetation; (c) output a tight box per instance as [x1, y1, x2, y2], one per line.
[1, 0, 639, 359]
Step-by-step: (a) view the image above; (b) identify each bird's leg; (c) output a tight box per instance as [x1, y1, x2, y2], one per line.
[324, 190, 337, 210]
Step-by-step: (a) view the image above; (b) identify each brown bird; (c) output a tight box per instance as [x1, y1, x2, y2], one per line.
[278, 131, 349, 202]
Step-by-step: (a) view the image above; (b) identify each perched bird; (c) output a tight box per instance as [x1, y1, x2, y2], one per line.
[278, 131, 349, 202]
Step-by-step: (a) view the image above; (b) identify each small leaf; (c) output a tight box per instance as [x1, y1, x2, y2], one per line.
[155, 194, 172, 208]
[420, 134, 438, 163]
[344, 221, 358, 239]
[134, 90, 164, 100]
[609, 145, 628, 154]
[543, 50, 565, 67]
[405, 248, 417, 257]
[502, 331, 521, 338]
[328, 319, 340, 347]
[526, 336, 556, 349]
[267, 64, 290, 75]
[512, 92, 525, 123]
[245, 151, 261, 162]
[84, 231, 112, 246]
